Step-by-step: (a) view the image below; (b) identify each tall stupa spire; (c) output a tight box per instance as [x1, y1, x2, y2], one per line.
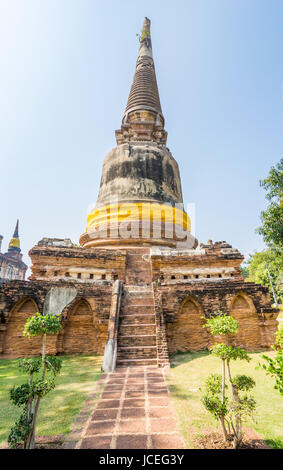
[80, 18, 197, 250]
[116, 18, 167, 145]
[124, 18, 163, 120]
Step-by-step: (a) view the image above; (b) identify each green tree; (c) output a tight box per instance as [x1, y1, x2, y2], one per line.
[243, 249, 283, 304]
[201, 311, 256, 449]
[259, 325, 283, 396]
[8, 313, 62, 449]
[257, 158, 283, 253]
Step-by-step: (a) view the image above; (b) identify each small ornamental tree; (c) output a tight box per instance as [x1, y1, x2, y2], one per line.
[201, 311, 256, 448]
[259, 324, 283, 395]
[8, 313, 62, 449]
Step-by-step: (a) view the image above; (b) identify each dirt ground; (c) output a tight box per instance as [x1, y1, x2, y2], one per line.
[192, 427, 269, 449]
[1, 427, 269, 450]
[0, 434, 64, 449]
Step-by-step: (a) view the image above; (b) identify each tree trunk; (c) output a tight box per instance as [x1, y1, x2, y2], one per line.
[220, 359, 229, 441]
[28, 397, 41, 449]
[227, 360, 242, 447]
[41, 333, 46, 380]
[222, 359, 226, 404]
[220, 415, 229, 441]
[27, 334, 46, 449]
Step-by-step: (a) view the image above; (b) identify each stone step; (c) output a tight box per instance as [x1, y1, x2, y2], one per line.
[126, 275, 151, 281]
[120, 305, 154, 315]
[124, 283, 152, 288]
[123, 285, 152, 294]
[125, 264, 151, 271]
[121, 298, 154, 307]
[117, 346, 157, 359]
[118, 324, 156, 336]
[119, 314, 155, 325]
[126, 279, 151, 286]
[116, 358, 158, 367]
[118, 334, 157, 347]
[122, 294, 152, 301]
[116, 247, 155, 366]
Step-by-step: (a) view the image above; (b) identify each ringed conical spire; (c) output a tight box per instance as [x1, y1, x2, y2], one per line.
[8, 219, 21, 253]
[124, 17, 163, 119]
[116, 18, 167, 145]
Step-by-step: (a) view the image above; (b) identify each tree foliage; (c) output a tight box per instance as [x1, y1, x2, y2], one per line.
[18, 357, 41, 375]
[8, 410, 33, 449]
[259, 324, 283, 396]
[210, 344, 250, 362]
[136, 30, 151, 43]
[204, 311, 238, 336]
[243, 249, 283, 304]
[23, 313, 62, 337]
[256, 158, 283, 253]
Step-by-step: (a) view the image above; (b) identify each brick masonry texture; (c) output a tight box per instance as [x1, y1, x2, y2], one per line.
[0, 241, 279, 360]
[76, 366, 185, 450]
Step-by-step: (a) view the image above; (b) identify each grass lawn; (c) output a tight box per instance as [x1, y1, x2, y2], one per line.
[277, 308, 283, 326]
[0, 354, 103, 445]
[166, 350, 283, 449]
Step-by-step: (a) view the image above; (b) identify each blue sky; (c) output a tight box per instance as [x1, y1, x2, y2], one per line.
[0, 0, 282, 271]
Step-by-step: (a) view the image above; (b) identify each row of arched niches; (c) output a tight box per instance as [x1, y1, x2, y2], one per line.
[2, 293, 265, 357]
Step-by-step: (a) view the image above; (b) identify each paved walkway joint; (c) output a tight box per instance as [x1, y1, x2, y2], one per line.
[76, 366, 185, 449]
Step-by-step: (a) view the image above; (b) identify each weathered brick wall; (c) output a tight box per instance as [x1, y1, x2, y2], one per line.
[3, 298, 42, 356]
[157, 280, 279, 353]
[0, 241, 279, 360]
[166, 297, 209, 353]
[62, 299, 99, 354]
[29, 245, 127, 283]
[0, 280, 112, 357]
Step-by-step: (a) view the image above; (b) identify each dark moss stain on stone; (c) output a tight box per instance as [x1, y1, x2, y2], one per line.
[103, 148, 178, 196]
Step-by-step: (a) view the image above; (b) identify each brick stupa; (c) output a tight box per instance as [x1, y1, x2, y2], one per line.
[0, 19, 279, 367]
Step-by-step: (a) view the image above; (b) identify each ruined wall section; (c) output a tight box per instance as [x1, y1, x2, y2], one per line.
[151, 241, 244, 283]
[157, 281, 278, 353]
[29, 243, 127, 283]
[151, 242, 279, 353]
[0, 279, 113, 357]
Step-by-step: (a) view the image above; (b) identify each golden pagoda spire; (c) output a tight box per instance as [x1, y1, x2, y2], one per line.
[8, 219, 21, 253]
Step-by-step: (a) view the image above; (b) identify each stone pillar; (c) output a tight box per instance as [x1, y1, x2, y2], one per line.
[102, 280, 123, 372]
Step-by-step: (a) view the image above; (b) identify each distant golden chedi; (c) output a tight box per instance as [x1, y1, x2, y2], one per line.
[8, 237, 20, 249]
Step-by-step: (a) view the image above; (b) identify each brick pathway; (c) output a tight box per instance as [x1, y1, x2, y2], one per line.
[76, 366, 185, 449]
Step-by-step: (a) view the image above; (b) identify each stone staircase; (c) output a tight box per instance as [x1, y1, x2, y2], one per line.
[116, 249, 158, 367]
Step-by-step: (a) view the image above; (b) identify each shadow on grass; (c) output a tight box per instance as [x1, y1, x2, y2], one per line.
[166, 351, 210, 400]
[169, 349, 210, 368]
[167, 383, 194, 400]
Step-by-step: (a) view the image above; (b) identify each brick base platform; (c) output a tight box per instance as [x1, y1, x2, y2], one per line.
[76, 366, 185, 449]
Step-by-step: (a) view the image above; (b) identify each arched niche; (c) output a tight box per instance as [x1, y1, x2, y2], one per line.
[166, 296, 208, 353]
[4, 298, 42, 356]
[230, 293, 260, 350]
[62, 299, 97, 354]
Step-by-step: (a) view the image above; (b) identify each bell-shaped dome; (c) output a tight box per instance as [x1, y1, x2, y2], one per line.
[80, 19, 197, 250]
